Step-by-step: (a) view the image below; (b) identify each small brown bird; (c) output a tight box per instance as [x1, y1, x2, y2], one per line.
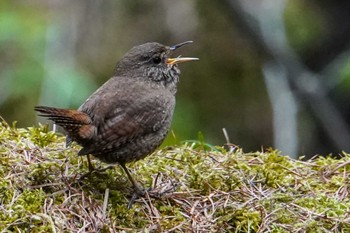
[35, 41, 198, 198]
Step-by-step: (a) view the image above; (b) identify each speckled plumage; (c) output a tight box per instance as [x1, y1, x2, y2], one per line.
[35, 41, 197, 196]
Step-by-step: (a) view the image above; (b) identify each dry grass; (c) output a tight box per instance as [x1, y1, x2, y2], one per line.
[1, 122, 350, 232]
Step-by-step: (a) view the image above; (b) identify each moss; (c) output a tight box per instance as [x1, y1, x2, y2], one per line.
[1, 122, 350, 231]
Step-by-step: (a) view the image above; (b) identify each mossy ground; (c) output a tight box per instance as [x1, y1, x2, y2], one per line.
[1, 121, 350, 232]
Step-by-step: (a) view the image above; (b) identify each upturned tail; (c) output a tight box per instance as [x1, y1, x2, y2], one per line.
[34, 106, 95, 143]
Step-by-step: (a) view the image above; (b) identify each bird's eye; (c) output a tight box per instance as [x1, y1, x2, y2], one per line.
[152, 56, 162, 64]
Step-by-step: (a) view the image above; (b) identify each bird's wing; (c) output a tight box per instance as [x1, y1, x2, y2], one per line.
[77, 77, 174, 156]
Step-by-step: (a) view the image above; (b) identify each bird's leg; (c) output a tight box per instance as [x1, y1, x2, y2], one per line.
[79, 155, 115, 181]
[120, 163, 145, 195]
[87, 154, 95, 171]
[78, 155, 95, 180]
[86, 154, 115, 172]
[120, 163, 147, 208]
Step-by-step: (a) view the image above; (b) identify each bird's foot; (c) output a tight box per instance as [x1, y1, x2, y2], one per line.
[79, 165, 115, 181]
[94, 165, 116, 173]
[127, 182, 178, 208]
[127, 183, 148, 209]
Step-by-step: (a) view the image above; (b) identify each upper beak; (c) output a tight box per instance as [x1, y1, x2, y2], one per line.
[167, 41, 199, 65]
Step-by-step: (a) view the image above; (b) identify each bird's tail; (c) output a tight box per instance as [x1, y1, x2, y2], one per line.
[34, 106, 95, 141]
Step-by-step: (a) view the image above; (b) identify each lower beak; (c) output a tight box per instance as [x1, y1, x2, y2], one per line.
[167, 57, 199, 65]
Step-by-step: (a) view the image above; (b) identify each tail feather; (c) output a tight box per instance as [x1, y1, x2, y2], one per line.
[34, 106, 95, 142]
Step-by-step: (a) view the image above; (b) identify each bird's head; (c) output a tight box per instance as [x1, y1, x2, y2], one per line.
[114, 41, 198, 88]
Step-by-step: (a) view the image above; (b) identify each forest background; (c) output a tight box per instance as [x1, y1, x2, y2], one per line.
[2, 0, 350, 158]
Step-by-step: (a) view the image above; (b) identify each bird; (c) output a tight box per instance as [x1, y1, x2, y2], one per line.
[34, 41, 198, 199]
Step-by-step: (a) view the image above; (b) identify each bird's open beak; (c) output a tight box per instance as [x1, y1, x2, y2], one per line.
[167, 41, 199, 64]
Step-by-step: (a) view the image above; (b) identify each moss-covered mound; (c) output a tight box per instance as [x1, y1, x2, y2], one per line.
[1, 122, 350, 232]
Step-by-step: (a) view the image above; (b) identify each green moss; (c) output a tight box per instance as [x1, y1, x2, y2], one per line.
[16, 189, 46, 213]
[1, 122, 350, 231]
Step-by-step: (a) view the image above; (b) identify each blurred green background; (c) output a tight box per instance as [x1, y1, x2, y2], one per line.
[2, 0, 350, 158]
